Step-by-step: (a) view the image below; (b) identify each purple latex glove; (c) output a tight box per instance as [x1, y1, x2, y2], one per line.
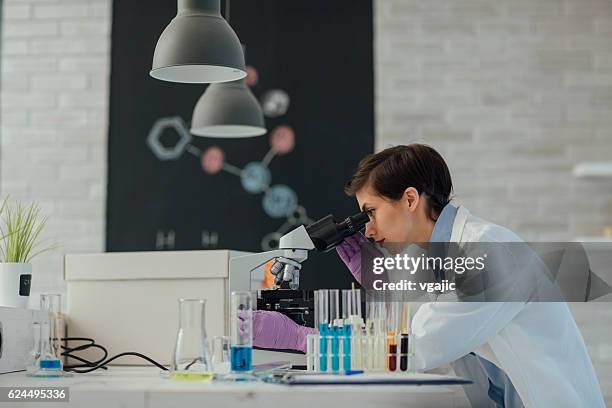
[336, 232, 369, 284]
[247, 310, 317, 353]
[336, 232, 384, 284]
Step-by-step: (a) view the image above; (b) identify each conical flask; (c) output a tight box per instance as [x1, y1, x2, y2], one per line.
[27, 294, 72, 377]
[170, 298, 213, 381]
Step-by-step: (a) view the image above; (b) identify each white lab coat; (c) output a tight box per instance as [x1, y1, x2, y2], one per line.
[412, 205, 605, 408]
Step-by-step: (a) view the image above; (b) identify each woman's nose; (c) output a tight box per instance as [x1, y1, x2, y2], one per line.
[365, 222, 376, 238]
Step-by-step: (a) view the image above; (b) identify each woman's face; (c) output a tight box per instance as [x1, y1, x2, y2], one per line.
[355, 184, 433, 245]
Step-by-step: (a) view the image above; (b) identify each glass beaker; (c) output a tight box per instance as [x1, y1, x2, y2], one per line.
[229, 291, 253, 373]
[170, 299, 213, 381]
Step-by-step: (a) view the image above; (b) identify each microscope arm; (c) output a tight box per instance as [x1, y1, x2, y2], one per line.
[229, 248, 309, 292]
[229, 225, 316, 292]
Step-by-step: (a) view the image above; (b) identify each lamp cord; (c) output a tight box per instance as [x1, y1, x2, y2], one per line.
[225, 0, 230, 23]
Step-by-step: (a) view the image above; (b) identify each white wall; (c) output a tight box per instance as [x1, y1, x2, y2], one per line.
[0, 0, 111, 304]
[375, 0, 612, 241]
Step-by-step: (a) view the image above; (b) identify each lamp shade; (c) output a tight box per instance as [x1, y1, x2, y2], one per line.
[150, 0, 246, 84]
[190, 79, 266, 138]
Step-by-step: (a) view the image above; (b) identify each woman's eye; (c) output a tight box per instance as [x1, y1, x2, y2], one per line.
[365, 209, 374, 218]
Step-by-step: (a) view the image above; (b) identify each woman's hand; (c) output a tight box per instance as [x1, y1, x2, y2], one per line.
[336, 232, 369, 283]
[244, 310, 317, 353]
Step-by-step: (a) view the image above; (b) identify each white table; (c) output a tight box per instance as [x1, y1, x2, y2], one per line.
[0, 367, 470, 407]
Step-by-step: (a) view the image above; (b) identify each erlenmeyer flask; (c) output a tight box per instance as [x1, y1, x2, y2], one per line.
[27, 294, 72, 377]
[25, 322, 41, 374]
[170, 298, 213, 381]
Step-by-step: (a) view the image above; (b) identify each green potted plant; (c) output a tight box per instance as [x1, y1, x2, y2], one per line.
[0, 199, 56, 308]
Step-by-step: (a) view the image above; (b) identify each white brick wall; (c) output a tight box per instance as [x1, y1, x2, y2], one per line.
[0, 0, 111, 305]
[375, 0, 612, 242]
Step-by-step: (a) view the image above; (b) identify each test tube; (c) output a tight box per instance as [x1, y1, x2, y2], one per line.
[339, 291, 352, 372]
[306, 333, 319, 371]
[400, 302, 411, 372]
[367, 300, 387, 371]
[342, 324, 351, 372]
[386, 302, 400, 372]
[329, 290, 340, 372]
[315, 290, 329, 371]
[329, 289, 340, 324]
[364, 301, 374, 371]
[342, 288, 362, 371]
[352, 287, 362, 318]
[230, 291, 253, 373]
[315, 289, 329, 329]
[338, 332, 347, 373]
[342, 290, 353, 319]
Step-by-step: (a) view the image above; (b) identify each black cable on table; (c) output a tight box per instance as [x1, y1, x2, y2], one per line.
[60, 337, 168, 373]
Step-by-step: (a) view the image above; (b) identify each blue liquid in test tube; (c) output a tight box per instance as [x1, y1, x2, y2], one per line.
[331, 326, 340, 372]
[230, 345, 253, 372]
[230, 291, 254, 374]
[319, 323, 328, 372]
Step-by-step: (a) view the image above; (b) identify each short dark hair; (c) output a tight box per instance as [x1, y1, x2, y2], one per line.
[345, 144, 453, 221]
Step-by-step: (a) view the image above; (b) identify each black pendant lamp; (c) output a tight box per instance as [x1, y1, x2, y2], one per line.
[190, 78, 266, 137]
[150, 0, 246, 83]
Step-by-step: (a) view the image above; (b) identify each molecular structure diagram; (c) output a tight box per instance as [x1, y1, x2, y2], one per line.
[147, 67, 314, 251]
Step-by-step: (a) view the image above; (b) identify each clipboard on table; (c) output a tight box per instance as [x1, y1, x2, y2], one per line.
[278, 372, 472, 386]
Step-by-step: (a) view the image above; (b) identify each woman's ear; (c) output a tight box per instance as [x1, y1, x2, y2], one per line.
[403, 187, 420, 212]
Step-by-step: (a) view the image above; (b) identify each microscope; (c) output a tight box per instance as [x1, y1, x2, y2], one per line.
[228, 211, 369, 364]
[228, 211, 370, 292]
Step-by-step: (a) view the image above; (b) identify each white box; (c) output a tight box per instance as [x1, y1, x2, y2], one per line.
[65, 250, 254, 366]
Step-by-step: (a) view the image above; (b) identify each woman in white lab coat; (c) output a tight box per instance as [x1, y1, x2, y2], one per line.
[252, 144, 605, 407]
[335, 144, 605, 407]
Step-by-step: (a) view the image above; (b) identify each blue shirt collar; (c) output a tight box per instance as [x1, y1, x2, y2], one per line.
[430, 203, 457, 242]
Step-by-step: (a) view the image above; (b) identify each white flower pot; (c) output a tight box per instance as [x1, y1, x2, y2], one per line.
[0, 263, 32, 308]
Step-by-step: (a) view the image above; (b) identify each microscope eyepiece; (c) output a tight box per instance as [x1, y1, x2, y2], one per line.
[337, 211, 370, 235]
[305, 210, 370, 252]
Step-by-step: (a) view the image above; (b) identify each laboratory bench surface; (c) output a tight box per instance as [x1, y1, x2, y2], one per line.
[0, 367, 472, 408]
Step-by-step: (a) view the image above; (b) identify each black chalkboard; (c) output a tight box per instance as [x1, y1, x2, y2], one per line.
[106, 0, 374, 289]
